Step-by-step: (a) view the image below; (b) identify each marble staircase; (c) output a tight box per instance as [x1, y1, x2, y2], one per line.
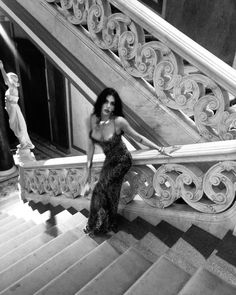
[0, 193, 236, 294]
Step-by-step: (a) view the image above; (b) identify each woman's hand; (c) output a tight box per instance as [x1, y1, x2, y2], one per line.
[158, 145, 180, 157]
[81, 167, 92, 198]
[81, 181, 92, 198]
[84, 168, 91, 185]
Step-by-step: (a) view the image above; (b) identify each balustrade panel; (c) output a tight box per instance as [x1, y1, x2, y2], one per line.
[19, 140, 236, 214]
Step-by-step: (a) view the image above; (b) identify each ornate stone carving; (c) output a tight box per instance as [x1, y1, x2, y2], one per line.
[218, 108, 236, 140]
[60, 168, 85, 198]
[203, 161, 236, 213]
[22, 165, 133, 202]
[20, 154, 236, 214]
[119, 169, 137, 204]
[153, 164, 181, 208]
[87, 0, 112, 48]
[129, 166, 159, 207]
[45, 0, 235, 140]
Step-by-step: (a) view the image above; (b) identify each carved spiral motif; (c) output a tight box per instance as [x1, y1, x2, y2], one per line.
[119, 169, 138, 205]
[175, 165, 204, 204]
[24, 170, 35, 193]
[126, 166, 157, 207]
[218, 110, 236, 140]
[67, 0, 93, 25]
[203, 161, 236, 213]
[60, 0, 73, 10]
[45, 170, 62, 196]
[152, 165, 179, 208]
[153, 170, 178, 208]
[153, 164, 203, 208]
[118, 23, 145, 76]
[135, 41, 172, 81]
[153, 56, 183, 103]
[63, 168, 85, 198]
[87, 0, 111, 48]
[102, 13, 131, 51]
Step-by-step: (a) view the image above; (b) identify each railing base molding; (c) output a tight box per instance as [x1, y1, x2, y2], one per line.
[22, 193, 236, 239]
[120, 200, 236, 239]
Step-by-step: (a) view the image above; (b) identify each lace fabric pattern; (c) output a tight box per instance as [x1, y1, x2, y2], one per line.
[86, 132, 132, 234]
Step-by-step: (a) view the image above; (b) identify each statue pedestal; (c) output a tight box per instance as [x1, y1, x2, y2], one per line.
[14, 148, 36, 165]
[0, 165, 18, 182]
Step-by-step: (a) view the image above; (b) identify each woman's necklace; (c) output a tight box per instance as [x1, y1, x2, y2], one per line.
[99, 118, 110, 125]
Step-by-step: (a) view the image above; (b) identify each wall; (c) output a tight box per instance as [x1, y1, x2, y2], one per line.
[165, 0, 236, 65]
[70, 84, 103, 155]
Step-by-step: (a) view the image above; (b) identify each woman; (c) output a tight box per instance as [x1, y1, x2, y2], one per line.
[0, 60, 34, 150]
[84, 87, 177, 235]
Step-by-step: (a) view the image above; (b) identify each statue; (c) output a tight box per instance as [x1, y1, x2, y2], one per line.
[0, 60, 35, 163]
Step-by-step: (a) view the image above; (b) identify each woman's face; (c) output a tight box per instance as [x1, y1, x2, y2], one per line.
[101, 95, 115, 118]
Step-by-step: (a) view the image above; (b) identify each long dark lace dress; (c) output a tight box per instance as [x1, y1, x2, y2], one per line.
[85, 128, 132, 234]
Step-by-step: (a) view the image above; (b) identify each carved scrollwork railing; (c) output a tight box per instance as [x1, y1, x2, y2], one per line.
[45, 0, 236, 141]
[19, 140, 236, 214]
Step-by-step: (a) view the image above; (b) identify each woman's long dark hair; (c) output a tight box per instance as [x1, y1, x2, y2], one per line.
[93, 88, 124, 119]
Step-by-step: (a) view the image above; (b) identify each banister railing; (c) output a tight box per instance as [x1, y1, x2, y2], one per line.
[42, 0, 236, 142]
[19, 140, 236, 214]
[109, 0, 236, 96]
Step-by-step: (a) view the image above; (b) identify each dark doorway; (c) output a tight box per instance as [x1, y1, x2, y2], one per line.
[16, 38, 51, 141]
[45, 59, 69, 152]
[16, 38, 69, 152]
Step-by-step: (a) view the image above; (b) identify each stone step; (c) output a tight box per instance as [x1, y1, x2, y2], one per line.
[0, 213, 9, 221]
[0, 228, 83, 292]
[0, 222, 52, 258]
[0, 193, 20, 207]
[0, 218, 30, 236]
[0, 223, 61, 272]
[205, 250, 236, 286]
[34, 241, 122, 295]
[179, 224, 221, 259]
[0, 219, 37, 244]
[178, 267, 236, 295]
[170, 238, 206, 269]
[215, 230, 236, 270]
[58, 211, 87, 232]
[2, 235, 98, 295]
[0, 195, 21, 210]
[0, 215, 17, 228]
[0, 201, 51, 224]
[108, 231, 168, 263]
[76, 247, 152, 295]
[0, 210, 82, 259]
[122, 216, 184, 247]
[133, 232, 169, 263]
[124, 256, 191, 295]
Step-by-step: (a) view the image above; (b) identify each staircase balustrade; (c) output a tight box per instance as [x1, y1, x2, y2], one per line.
[44, 0, 236, 142]
[19, 140, 236, 214]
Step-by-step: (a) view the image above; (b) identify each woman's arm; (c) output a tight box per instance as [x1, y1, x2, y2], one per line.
[85, 115, 95, 182]
[117, 116, 177, 156]
[0, 60, 10, 86]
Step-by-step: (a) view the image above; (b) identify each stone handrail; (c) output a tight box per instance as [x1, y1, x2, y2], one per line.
[19, 140, 236, 214]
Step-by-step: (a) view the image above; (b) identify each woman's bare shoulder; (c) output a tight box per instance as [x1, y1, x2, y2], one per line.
[87, 114, 99, 128]
[115, 116, 128, 127]
[114, 116, 126, 124]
